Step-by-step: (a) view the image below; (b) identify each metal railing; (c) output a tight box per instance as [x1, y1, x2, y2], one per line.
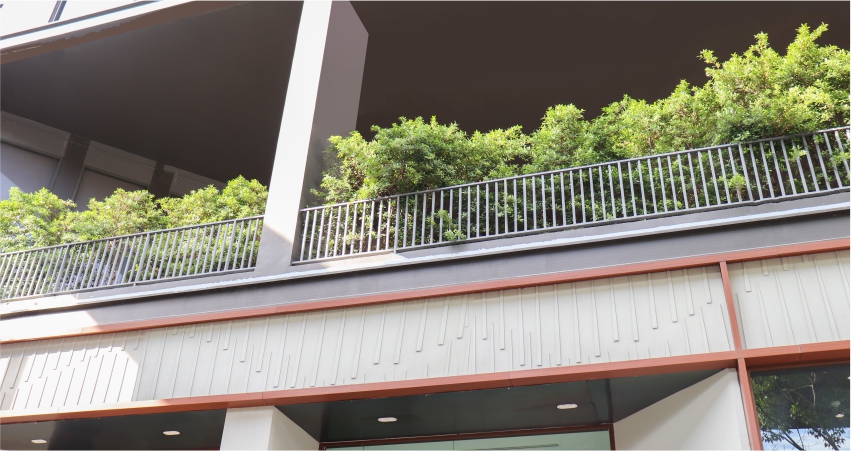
[0, 216, 263, 301]
[296, 127, 850, 263]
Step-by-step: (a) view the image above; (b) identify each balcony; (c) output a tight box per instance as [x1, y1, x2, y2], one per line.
[295, 127, 850, 263]
[1, 127, 848, 301]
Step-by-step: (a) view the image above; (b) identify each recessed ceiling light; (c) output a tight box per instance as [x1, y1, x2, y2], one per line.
[31, 439, 47, 444]
[557, 403, 578, 410]
[163, 431, 181, 436]
[377, 417, 397, 422]
[837, 414, 845, 418]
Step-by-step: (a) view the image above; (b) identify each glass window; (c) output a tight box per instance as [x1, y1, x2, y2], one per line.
[752, 364, 850, 450]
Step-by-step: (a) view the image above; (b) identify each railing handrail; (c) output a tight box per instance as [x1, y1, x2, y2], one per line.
[0, 215, 264, 257]
[301, 126, 849, 212]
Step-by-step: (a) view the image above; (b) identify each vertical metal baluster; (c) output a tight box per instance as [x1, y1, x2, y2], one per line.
[735, 144, 753, 202]
[224, 220, 241, 270]
[657, 157, 668, 212]
[531, 177, 537, 229]
[747, 143, 763, 200]
[93, 239, 112, 286]
[324, 207, 335, 258]
[538, 175, 545, 228]
[778, 140, 797, 195]
[459, 188, 464, 239]
[247, 219, 260, 267]
[637, 160, 646, 215]
[402, 197, 409, 249]
[341, 204, 351, 255]
[822, 132, 843, 188]
[519, 180, 524, 231]
[347, 203, 358, 255]
[597, 166, 606, 219]
[706, 148, 720, 205]
[687, 153, 699, 207]
[334, 205, 343, 256]
[627, 161, 636, 215]
[607, 165, 615, 218]
[376, 200, 385, 250]
[16, 250, 37, 297]
[569, 171, 576, 224]
[549, 174, 556, 227]
[217, 221, 234, 272]
[0, 253, 15, 298]
[800, 136, 819, 191]
[588, 168, 595, 221]
[760, 141, 786, 196]
[559, 173, 566, 226]
[785, 137, 807, 193]
[665, 156, 677, 211]
[154, 231, 172, 280]
[495, 182, 500, 233]
[392, 197, 399, 249]
[361, 202, 369, 252]
[96, 239, 117, 287]
[148, 232, 166, 280]
[467, 187, 471, 239]
[44, 247, 64, 293]
[316, 208, 328, 256]
[206, 224, 223, 273]
[579, 170, 587, 222]
[449, 188, 455, 239]
[238, 221, 252, 268]
[21, 250, 45, 296]
[430, 192, 435, 243]
[119, 235, 136, 283]
[67, 243, 85, 290]
[54, 246, 73, 292]
[32, 248, 55, 295]
[504, 179, 510, 233]
[716, 148, 731, 203]
[164, 230, 181, 278]
[759, 142, 774, 199]
[725, 146, 742, 202]
[438, 191, 444, 242]
[485, 183, 491, 235]
[420, 193, 434, 244]
[513, 179, 518, 232]
[411, 199, 420, 251]
[646, 159, 657, 213]
[617, 163, 626, 217]
[298, 211, 310, 262]
[192, 227, 209, 275]
[133, 234, 151, 283]
[179, 227, 194, 274]
[676, 155, 688, 209]
[106, 238, 124, 285]
[78, 241, 99, 289]
[9, 252, 32, 297]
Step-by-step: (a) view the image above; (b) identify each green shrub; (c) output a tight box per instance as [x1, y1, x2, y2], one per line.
[315, 24, 849, 204]
[0, 176, 268, 253]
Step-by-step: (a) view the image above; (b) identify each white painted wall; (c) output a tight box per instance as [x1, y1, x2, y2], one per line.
[220, 406, 318, 450]
[613, 369, 750, 450]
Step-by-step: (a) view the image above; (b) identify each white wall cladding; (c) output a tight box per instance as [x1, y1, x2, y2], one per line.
[0, 266, 734, 412]
[728, 250, 850, 349]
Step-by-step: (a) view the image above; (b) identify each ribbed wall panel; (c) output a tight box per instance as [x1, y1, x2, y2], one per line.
[728, 250, 850, 349]
[0, 265, 734, 412]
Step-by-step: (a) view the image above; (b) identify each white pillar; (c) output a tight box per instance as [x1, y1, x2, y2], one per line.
[256, 1, 368, 274]
[220, 406, 319, 450]
[613, 369, 750, 450]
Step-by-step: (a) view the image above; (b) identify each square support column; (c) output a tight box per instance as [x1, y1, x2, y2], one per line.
[220, 406, 318, 450]
[255, 1, 367, 275]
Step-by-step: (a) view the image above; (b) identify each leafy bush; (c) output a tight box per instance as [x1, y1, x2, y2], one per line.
[315, 24, 849, 204]
[0, 176, 267, 253]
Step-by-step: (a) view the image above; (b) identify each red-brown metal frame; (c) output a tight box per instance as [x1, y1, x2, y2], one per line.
[1, 238, 849, 451]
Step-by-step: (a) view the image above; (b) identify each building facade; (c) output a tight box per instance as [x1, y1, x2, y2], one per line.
[1, 2, 849, 450]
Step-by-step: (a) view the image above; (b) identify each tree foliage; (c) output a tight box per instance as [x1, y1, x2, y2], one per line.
[752, 366, 849, 450]
[0, 176, 267, 253]
[315, 24, 849, 204]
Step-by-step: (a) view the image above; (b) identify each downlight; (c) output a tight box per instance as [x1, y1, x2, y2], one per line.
[163, 431, 181, 436]
[31, 439, 47, 444]
[557, 404, 578, 410]
[377, 417, 397, 423]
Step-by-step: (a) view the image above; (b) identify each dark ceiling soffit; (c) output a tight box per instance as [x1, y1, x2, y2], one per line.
[0, 1, 245, 64]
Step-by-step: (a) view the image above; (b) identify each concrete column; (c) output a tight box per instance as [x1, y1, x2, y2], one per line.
[220, 406, 318, 450]
[255, 0, 368, 275]
[613, 369, 750, 449]
[50, 134, 89, 200]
